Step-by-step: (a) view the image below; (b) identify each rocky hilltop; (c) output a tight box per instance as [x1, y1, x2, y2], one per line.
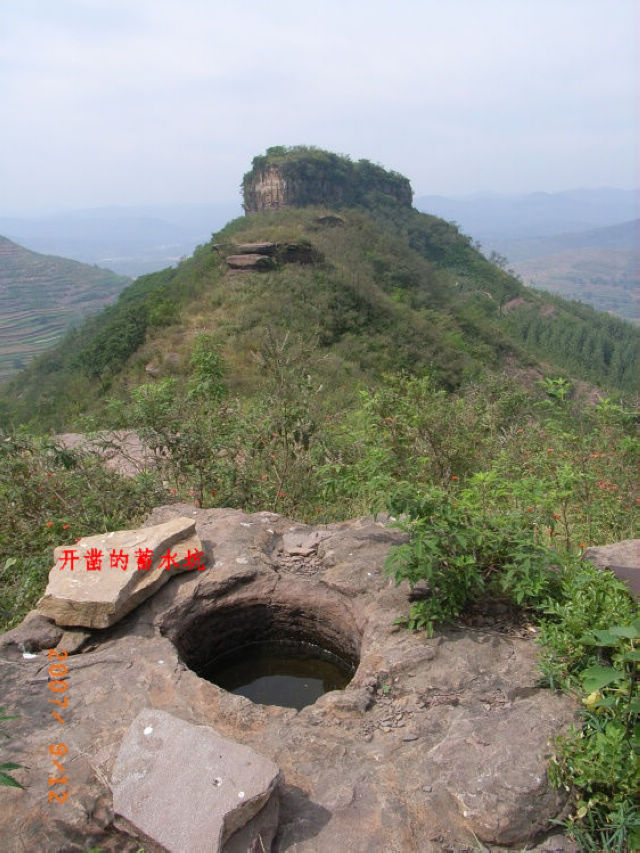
[242, 146, 413, 212]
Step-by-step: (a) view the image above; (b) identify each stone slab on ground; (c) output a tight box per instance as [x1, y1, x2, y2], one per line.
[226, 253, 274, 270]
[112, 709, 279, 853]
[232, 242, 277, 254]
[37, 516, 201, 628]
[583, 538, 639, 597]
[281, 529, 331, 556]
[54, 430, 159, 478]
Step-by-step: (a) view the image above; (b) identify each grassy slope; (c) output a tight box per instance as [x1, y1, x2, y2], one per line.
[0, 203, 638, 431]
[0, 236, 130, 382]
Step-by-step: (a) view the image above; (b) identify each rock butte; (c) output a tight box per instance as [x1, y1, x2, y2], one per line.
[0, 505, 584, 852]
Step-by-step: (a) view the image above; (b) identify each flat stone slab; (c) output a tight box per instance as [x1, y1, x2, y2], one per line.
[112, 709, 279, 853]
[232, 242, 277, 254]
[226, 253, 274, 270]
[584, 538, 639, 597]
[54, 430, 159, 478]
[430, 697, 572, 844]
[282, 529, 331, 556]
[37, 516, 202, 628]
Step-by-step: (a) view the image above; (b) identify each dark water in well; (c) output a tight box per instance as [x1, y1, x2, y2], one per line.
[203, 641, 354, 710]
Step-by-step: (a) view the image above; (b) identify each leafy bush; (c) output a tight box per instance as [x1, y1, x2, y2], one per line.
[537, 563, 637, 690]
[384, 486, 562, 635]
[547, 616, 640, 852]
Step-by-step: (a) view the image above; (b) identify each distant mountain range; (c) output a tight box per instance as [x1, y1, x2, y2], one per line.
[487, 219, 638, 261]
[0, 203, 242, 278]
[415, 188, 639, 242]
[0, 236, 129, 382]
[415, 189, 639, 324]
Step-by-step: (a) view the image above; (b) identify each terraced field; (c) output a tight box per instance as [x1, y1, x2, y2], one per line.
[0, 236, 130, 382]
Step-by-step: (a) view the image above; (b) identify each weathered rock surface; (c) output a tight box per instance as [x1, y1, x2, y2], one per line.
[430, 698, 570, 844]
[226, 242, 319, 270]
[281, 529, 330, 556]
[0, 610, 63, 658]
[54, 430, 159, 478]
[312, 214, 345, 227]
[244, 166, 287, 211]
[226, 253, 275, 271]
[233, 241, 277, 255]
[37, 516, 202, 628]
[112, 709, 279, 852]
[0, 505, 577, 852]
[584, 538, 639, 596]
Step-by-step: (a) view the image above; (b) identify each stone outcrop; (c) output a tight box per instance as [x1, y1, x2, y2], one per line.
[430, 699, 572, 844]
[0, 505, 577, 852]
[583, 538, 639, 596]
[242, 147, 413, 213]
[226, 241, 320, 271]
[54, 430, 159, 478]
[112, 709, 280, 852]
[226, 253, 275, 271]
[37, 516, 203, 628]
[245, 166, 287, 211]
[232, 242, 278, 255]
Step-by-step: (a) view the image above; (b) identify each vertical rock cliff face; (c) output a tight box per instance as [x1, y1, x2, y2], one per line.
[242, 147, 413, 213]
[245, 167, 288, 211]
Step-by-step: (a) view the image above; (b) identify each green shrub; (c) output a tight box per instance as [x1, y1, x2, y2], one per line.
[548, 616, 640, 852]
[385, 486, 562, 635]
[537, 563, 637, 690]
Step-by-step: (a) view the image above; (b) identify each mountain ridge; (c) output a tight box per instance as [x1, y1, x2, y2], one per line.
[1, 148, 638, 429]
[0, 235, 129, 382]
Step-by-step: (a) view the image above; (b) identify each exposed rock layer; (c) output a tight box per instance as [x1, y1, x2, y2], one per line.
[584, 538, 640, 596]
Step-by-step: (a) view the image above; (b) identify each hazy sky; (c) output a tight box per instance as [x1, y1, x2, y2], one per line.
[1, 0, 637, 213]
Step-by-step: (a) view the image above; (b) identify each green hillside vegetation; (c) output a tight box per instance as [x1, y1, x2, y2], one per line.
[0, 236, 130, 382]
[1, 200, 638, 430]
[0, 150, 638, 848]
